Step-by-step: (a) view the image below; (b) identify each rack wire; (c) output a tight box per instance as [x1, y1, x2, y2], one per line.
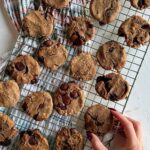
[0, 0, 150, 149]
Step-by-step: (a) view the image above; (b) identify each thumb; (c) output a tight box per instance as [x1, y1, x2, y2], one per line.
[86, 132, 107, 150]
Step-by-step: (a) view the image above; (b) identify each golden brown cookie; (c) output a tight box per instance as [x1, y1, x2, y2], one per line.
[95, 73, 130, 101]
[118, 15, 150, 48]
[0, 113, 18, 146]
[90, 0, 121, 25]
[84, 104, 113, 135]
[53, 82, 85, 116]
[38, 40, 68, 71]
[23, 10, 54, 37]
[0, 80, 20, 107]
[56, 127, 84, 150]
[67, 17, 96, 47]
[130, 0, 150, 9]
[19, 129, 49, 150]
[6, 55, 40, 84]
[96, 41, 127, 71]
[70, 53, 96, 81]
[22, 91, 53, 121]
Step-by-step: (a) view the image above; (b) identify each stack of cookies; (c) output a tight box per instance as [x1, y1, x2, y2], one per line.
[0, 0, 150, 149]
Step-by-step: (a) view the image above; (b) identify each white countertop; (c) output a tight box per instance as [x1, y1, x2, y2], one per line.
[0, 2, 150, 150]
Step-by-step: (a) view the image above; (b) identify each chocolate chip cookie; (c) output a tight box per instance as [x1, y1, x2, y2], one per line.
[84, 104, 113, 134]
[22, 91, 53, 121]
[56, 127, 84, 150]
[70, 53, 96, 81]
[90, 0, 121, 25]
[53, 82, 85, 116]
[19, 129, 49, 150]
[23, 10, 54, 37]
[118, 15, 150, 48]
[0, 80, 20, 107]
[38, 40, 68, 71]
[95, 73, 130, 101]
[0, 113, 18, 146]
[43, 0, 70, 9]
[67, 17, 96, 47]
[96, 41, 127, 71]
[130, 0, 150, 9]
[6, 55, 40, 84]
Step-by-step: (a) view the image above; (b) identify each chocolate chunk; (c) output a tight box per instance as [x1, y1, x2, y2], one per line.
[96, 76, 110, 83]
[29, 135, 38, 145]
[31, 75, 38, 84]
[57, 103, 67, 110]
[15, 62, 25, 71]
[60, 83, 68, 91]
[22, 102, 28, 111]
[0, 139, 11, 146]
[62, 94, 71, 105]
[109, 47, 115, 52]
[33, 114, 38, 120]
[71, 32, 85, 46]
[38, 56, 44, 63]
[87, 23, 93, 28]
[70, 90, 79, 99]
[43, 40, 52, 47]
[138, 0, 145, 7]
[141, 24, 150, 30]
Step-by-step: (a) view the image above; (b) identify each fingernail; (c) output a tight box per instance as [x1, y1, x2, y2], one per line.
[86, 131, 92, 141]
[108, 107, 116, 111]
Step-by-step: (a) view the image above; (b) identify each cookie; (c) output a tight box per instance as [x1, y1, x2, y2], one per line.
[95, 73, 130, 101]
[22, 91, 53, 121]
[96, 41, 127, 71]
[84, 104, 113, 134]
[0, 80, 20, 107]
[90, 0, 121, 25]
[56, 127, 84, 150]
[67, 17, 96, 47]
[130, 0, 150, 9]
[43, 0, 70, 9]
[23, 10, 54, 37]
[0, 113, 18, 146]
[118, 15, 150, 48]
[19, 129, 49, 150]
[70, 53, 96, 81]
[53, 82, 85, 116]
[6, 55, 40, 84]
[38, 40, 68, 71]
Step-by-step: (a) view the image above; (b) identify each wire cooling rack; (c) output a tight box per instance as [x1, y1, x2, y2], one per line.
[0, 0, 150, 149]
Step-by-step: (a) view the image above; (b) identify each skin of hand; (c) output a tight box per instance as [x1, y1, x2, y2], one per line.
[86, 109, 143, 150]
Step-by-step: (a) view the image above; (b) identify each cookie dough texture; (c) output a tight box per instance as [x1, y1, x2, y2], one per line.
[43, 0, 70, 9]
[130, 0, 150, 9]
[0, 80, 20, 107]
[118, 15, 150, 48]
[7, 55, 40, 84]
[90, 0, 121, 25]
[38, 40, 68, 70]
[70, 53, 96, 81]
[56, 127, 84, 150]
[95, 73, 130, 101]
[23, 10, 54, 37]
[96, 41, 126, 71]
[0, 113, 18, 146]
[84, 104, 113, 134]
[19, 129, 49, 150]
[53, 82, 85, 116]
[22, 91, 53, 121]
[67, 17, 96, 47]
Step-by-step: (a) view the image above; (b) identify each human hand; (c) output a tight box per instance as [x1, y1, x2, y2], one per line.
[86, 109, 143, 150]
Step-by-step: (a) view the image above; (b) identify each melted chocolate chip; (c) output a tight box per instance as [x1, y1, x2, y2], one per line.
[33, 114, 38, 120]
[15, 62, 25, 71]
[0, 139, 11, 146]
[60, 83, 68, 91]
[133, 37, 140, 45]
[31, 75, 38, 84]
[22, 102, 28, 111]
[38, 56, 44, 63]
[29, 135, 38, 145]
[25, 66, 29, 73]
[70, 128, 78, 134]
[96, 76, 111, 83]
[87, 23, 93, 28]
[57, 103, 67, 110]
[43, 40, 52, 47]
[62, 94, 71, 105]
[109, 47, 115, 52]
[109, 94, 117, 100]
[6, 65, 14, 75]
[71, 32, 85, 46]
[141, 24, 150, 30]
[70, 90, 79, 99]
[138, 0, 145, 7]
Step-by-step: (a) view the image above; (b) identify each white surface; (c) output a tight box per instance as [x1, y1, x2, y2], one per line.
[0, 3, 150, 150]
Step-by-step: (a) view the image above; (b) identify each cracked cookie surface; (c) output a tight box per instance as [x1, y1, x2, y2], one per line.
[54, 82, 85, 116]
[0, 80, 20, 107]
[84, 104, 113, 134]
[70, 53, 96, 81]
[118, 15, 150, 48]
[0, 113, 18, 146]
[6, 55, 40, 84]
[96, 41, 126, 71]
[23, 10, 54, 37]
[95, 73, 130, 101]
[67, 17, 96, 47]
[90, 0, 121, 25]
[38, 40, 68, 71]
[130, 0, 150, 9]
[22, 91, 53, 121]
[19, 129, 49, 150]
[56, 127, 84, 150]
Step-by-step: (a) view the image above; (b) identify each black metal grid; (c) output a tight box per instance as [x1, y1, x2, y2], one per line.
[0, 0, 150, 149]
